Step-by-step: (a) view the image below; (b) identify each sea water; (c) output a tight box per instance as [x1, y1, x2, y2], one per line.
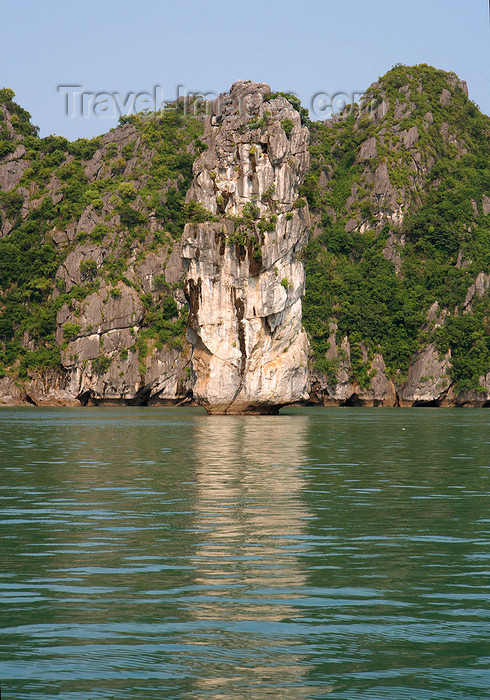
[0, 407, 489, 699]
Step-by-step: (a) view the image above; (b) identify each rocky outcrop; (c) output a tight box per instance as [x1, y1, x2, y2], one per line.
[303, 64, 489, 409]
[463, 272, 490, 313]
[308, 324, 397, 407]
[52, 225, 195, 405]
[182, 81, 310, 413]
[0, 92, 200, 406]
[0, 71, 488, 409]
[399, 344, 451, 406]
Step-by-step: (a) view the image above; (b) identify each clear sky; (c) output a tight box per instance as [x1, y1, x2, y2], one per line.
[2, 0, 489, 140]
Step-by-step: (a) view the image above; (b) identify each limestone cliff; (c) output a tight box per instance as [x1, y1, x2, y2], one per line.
[0, 93, 203, 405]
[0, 68, 488, 408]
[304, 64, 490, 407]
[182, 81, 310, 413]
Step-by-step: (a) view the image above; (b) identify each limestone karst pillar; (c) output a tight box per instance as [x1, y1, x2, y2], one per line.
[182, 81, 310, 414]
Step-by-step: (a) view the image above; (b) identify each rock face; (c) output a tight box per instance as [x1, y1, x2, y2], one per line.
[308, 323, 398, 407]
[303, 64, 490, 409]
[182, 81, 310, 413]
[48, 126, 196, 407]
[399, 344, 451, 406]
[55, 252, 191, 406]
[0, 71, 488, 409]
[0, 92, 202, 406]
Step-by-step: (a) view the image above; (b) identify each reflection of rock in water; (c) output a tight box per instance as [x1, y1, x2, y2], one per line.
[187, 415, 313, 696]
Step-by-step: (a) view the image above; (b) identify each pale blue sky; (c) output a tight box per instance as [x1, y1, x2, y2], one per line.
[2, 0, 489, 140]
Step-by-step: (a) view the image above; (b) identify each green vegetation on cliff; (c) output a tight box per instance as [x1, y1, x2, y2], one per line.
[302, 64, 490, 392]
[0, 92, 204, 380]
[0, 67, 488, 400]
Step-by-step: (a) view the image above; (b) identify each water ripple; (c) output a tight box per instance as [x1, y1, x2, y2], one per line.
[0, 407, 489, 699]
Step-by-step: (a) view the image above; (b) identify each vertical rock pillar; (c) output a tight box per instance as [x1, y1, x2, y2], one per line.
[182, 81, 310, 414]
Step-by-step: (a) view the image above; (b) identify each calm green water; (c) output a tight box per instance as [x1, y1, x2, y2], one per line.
[0, 407, 489, 699]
